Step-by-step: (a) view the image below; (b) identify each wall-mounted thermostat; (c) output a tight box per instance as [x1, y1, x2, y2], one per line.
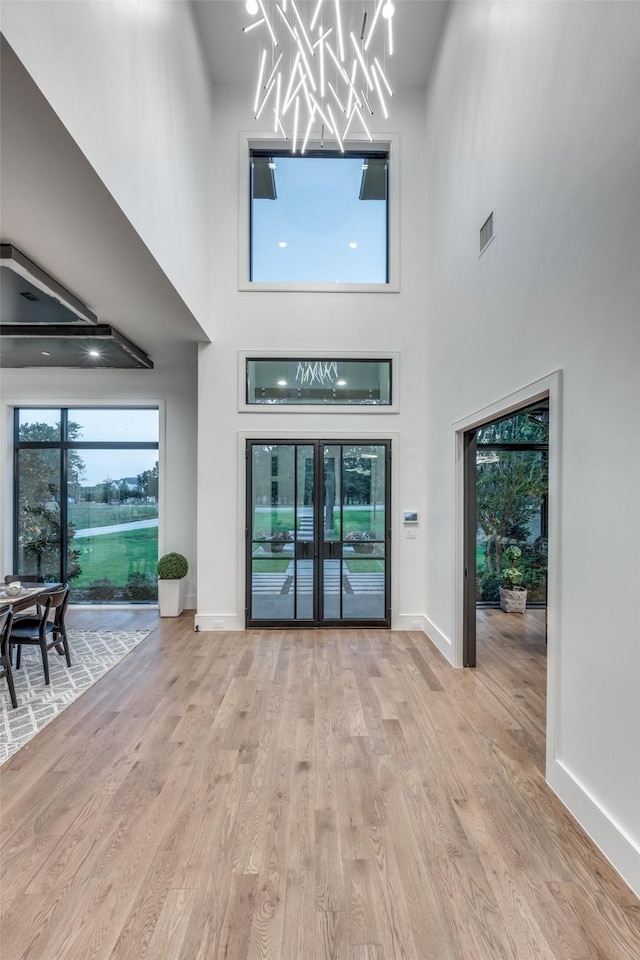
[403, 512, 418, 523]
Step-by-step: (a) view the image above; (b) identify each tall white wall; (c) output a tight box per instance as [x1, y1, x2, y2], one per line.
[0, 359, 199, 608]
[422, 2, 640, 893]
[196, 86, 429, 633]
[0, 0, 216, 328]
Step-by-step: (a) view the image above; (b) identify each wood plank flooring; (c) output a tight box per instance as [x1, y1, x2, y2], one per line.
[1, 608, 639, 959]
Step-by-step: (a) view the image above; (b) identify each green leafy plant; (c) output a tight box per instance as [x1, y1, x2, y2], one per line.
[502, 545, 524, 589]
[87, 578, 118, 602]
[124, 572, 158, 601]
[344, 530, 375, 542]
[157, 552, 188, 579]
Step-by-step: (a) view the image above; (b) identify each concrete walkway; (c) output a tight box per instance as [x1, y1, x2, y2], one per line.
[73, 518, 158, 539]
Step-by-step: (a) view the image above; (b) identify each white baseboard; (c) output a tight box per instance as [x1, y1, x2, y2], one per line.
[422, 614, 455, 666]
[393, 613, 427, 632]
[547, 758, 640, 898]
[195, 614, 244, 631]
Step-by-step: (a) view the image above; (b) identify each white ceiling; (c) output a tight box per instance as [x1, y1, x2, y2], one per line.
[0, 3, 451, 369]
[192, 0, 450, 88]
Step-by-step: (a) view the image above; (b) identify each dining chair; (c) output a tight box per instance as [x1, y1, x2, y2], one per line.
[0, 607, 18, 709]
[3, 574, 46, 620]
[4, 575, 45, 584]
[9, 585, 71, 686]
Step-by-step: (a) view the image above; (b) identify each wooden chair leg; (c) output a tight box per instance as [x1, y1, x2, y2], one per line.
[40, 640, 50, 685]
[2, 655, 18, 709]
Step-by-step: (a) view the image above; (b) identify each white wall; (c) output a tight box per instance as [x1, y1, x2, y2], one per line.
[196, 85, 430, 632]
[0, 0, 216, 329]
[422, 2, 640, 893]
[0, 358, 199, 607]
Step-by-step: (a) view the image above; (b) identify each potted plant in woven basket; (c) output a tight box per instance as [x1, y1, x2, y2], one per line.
[256, 527, 294, 553]
[345, 530, 376, 554]
[157, 552, 188, 617]
[499, 545, 527, 613]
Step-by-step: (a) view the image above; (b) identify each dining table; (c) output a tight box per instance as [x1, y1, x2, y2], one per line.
[0, 584, 63, 614]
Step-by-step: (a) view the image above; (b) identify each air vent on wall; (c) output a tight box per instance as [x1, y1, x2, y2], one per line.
[480, 211, 495, 255]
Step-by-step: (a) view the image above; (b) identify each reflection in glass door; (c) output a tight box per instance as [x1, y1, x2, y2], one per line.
[246, 441, 390, 627]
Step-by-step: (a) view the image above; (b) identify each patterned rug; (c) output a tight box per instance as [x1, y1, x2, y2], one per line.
[0, 629, 150, 764]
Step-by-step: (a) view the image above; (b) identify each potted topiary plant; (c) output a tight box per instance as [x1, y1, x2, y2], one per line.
[157, 552, 188, 617]
[499, 545, 527, 613]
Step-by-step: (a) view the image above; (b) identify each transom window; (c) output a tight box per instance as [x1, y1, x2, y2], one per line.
[246, 357, 392, 405]
[250, 149, 389, 284]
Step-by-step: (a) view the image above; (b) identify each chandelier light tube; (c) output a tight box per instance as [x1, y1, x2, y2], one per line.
[282, 51, 301, 112]
[334, 0, 345, 61]
[328, 80, 345, 114]
[243, 18, 265, 34]
[257, 0, 278, 47]
[310, 0, 324, 32]
[290, 0, 314, 55]
[293, 95, 300, 152]
[253, 48, 267, 112]
[371, 63, 388, 119]
[275, 3, 298, 43]
[374, 56, 394, 97]
[327, 104, 343, 152]
[244, 0, 397, 152]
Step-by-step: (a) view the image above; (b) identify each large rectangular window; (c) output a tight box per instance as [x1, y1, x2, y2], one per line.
[14, 407, 159, 603]
[250, 150, 388, 284]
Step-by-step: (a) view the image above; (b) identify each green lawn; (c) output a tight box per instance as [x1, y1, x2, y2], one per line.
[69, 503, 157, 529]
[73, 528, 157, 586]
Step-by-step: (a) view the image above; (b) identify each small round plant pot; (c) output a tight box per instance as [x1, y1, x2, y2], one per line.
[499, 586, 527, 614]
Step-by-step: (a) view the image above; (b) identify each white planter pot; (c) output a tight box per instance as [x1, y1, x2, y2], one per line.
[499, 586, 527, 614]
[158, 578, 184, 617]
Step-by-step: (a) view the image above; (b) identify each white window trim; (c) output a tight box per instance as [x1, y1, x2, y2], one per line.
[238, 350, 400, 414]
[238, 133, 400, 293]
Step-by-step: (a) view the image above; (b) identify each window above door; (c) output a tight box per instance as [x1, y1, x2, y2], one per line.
[239, 352, 399, 413]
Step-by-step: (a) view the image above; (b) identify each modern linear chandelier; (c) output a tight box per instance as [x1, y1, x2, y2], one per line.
[243, 0, 396, 152]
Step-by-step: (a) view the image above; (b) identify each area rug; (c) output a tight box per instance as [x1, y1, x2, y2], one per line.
[0, 629, 150, 764]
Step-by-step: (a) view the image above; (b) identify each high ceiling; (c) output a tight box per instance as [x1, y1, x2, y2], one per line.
[0, 2, 450, 369]
[193, 0, 450, 88]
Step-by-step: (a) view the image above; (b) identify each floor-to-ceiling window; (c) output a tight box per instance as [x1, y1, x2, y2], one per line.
[14, 407, 159, 603]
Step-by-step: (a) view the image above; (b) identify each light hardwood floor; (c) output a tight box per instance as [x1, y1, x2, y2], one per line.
[1, 609, 638, 959]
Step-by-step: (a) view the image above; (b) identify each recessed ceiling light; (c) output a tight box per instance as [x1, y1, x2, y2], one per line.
[277, 379, 287, 386]
[349, 242, 358, 249]
[245, 0, 259, 15]
[336, 379, 346, 386]
[382, 3, 395, 20]
[278, 241, 288, 248]
[89, 349, 101, 357]
[41, 351, 50, 356]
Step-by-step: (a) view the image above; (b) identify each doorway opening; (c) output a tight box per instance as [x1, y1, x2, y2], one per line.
[246, 440, 391, 628]
[463, 399, 549, 667]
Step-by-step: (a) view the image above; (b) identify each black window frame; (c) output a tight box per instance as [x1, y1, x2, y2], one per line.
[13, 406, 159, 585]
[249, 147, 390, 285]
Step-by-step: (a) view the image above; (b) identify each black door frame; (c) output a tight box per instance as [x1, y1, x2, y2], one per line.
[245, 438, 391, 629]
[462, 400, 550, 667]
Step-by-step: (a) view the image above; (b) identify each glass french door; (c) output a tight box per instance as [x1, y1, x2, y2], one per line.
[246, 440, 390, 627]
